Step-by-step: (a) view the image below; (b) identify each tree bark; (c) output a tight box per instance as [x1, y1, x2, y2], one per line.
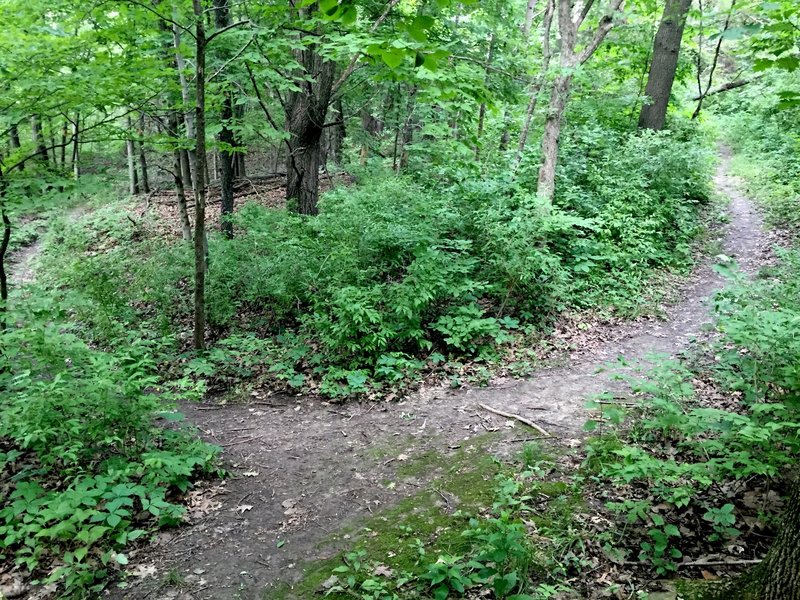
[168, 112, 193, 242]
[71, 113, 80, 179]
[214, 0, 235, 239]
[0, 207, 9, 332]
[637, 0, 692, 130]
[475, 33, 496, 159]
[535, 0, 624, 201]
[285, 42, 335, 216]
[755, 480, 800, 599]
[537, 73, 573, 200]
[9, 125, 20, 151]
[30, 116, 48, 163]
[692, 0, 736, 119]
[137, 114, 151, 194]
[126, 116, 140, 195]
[173, 15, 198, 191]
[515, 0, 555, 168]
[192, 0, 208, 351]
[59, 119, 68, 167]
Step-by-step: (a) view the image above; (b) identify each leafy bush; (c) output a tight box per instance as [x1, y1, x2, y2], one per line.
[38, 121, 713, 397]
[0, 294, 220, 596]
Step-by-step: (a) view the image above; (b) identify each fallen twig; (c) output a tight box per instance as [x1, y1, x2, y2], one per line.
[478, 403, 550, 437]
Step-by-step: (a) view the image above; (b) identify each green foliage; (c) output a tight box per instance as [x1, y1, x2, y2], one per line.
[585, 246, 800, 574]
[0, 294, 219, 596]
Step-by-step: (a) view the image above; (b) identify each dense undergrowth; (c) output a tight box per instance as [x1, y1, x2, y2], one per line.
[0, 180, 221, 599]
[297, 108, 800, 597]
[37, 123, 713, 400]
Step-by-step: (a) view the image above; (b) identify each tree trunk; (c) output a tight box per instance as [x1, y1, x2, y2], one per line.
[126, 116, 140, 196]
[535, 0, 624, 200]
[137, 114, 151, 193]
[192, 0, 207, 351]
[475, 34, 496, 159]
[168, 112, 193, 242]
[213, 0, 235, 239]
[59, 119, 68, 167]
[71, 113, 80, 179]
[31, 116, 48, 163]
[515, 0, 555, 168]
[536, 73, 573, 200]
[755, 481, 800, 599]
[9, 125, 20, 151]
[328, 97, 345, 167]
[0, 206, 9, 331]
[637, 0, 692, 130]
[285, 45, 335, 216]
[173, 15, 198, 191]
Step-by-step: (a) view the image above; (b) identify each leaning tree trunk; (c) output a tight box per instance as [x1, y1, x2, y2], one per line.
[285, 48, 335, 216]
[637, 0, 692, 131]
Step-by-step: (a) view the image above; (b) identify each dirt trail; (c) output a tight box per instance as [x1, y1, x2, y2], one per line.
[102, 149, 771, 600]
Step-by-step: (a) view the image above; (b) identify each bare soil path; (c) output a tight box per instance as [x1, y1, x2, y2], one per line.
[90, 149, 770, 600]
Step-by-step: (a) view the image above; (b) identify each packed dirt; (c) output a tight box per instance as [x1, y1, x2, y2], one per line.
[7, 150, 774, 600]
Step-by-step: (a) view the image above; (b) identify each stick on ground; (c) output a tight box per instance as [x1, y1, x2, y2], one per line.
[478, 403, 550, 437]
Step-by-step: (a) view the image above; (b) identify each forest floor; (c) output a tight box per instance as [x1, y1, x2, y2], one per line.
[10, 149, 774, 600]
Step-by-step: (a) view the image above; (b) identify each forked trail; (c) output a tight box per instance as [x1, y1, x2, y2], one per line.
[104, 149, 771, 600]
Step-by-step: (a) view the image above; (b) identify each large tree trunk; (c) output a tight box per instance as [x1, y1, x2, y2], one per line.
[637, 0, 692, 130]
[285, 46, 335, 216]
[214, 0, 235, 239]
[754, 481, 800, 599]
[192, 0, 207, 350]
[536, 73, 573, 200]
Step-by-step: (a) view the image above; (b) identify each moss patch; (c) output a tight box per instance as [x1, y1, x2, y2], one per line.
[263, 434, 505, 599]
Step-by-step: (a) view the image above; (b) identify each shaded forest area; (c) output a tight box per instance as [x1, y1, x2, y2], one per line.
[0, 0, 799, 598]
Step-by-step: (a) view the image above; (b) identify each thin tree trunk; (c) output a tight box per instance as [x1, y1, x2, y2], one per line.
[638, 0, 692, 130]
[192, 0, 207, 350]
[168, 112, 192, 242]
[126, 116, 140, 196]
[536, 0, 624, 200]
[71, 113, 80, 179]
[137, 115, 151, 194]
[59, 119, 68, 167]
[692, 0, 736, 120]
[515, 0, 555, 168]
[329, 97, 345, 167]
[0, 206, 9, 331]
[475, 33, 496, 159]
[173, 15, 198, 191]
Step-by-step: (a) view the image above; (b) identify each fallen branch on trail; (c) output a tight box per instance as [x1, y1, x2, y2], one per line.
[478, 403, 550, 437]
